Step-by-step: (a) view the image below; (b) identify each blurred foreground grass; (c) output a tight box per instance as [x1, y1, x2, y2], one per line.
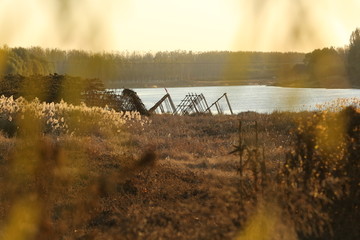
[0, 96, 359, 239]
[0, 96, 148, 239]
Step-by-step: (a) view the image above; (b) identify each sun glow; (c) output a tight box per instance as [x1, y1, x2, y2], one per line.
[0, 0, 359, 52]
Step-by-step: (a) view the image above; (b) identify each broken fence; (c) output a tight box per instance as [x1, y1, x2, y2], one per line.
[149, 91, 233, 115]
[85, 88, 234, 116]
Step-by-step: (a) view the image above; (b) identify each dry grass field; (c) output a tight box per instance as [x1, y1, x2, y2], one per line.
[0, 98, 359, 240]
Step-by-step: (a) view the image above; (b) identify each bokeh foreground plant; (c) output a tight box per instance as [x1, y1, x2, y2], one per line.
[0, 95, 144, 137]
[0, 95, 148, 240]
[236, 100, 360, 240]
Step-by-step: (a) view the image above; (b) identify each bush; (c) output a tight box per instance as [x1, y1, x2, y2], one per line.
[0, 95, 146, 137]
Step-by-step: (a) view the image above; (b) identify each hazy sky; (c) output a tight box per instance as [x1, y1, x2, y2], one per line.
[0, 0, 359, 53]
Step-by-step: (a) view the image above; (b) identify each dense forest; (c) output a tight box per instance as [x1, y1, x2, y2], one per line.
[274, 28, 360, 88]
[0, 46, 304, 88]
[0, 28, 359, 89]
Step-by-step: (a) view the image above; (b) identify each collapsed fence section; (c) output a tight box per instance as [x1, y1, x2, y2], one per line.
[148, 92, 176, 114]
[170, 92, 233, 115]
[174, 93, 211, 115]
[83, 88, 149, 115]
[205, 93, 233, 115]
[84, 88, 234, 116]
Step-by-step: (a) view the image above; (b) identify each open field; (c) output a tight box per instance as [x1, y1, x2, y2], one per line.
[0, 101, 359, 239]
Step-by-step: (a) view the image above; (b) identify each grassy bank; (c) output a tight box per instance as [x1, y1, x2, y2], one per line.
[0, 98, 359, 239]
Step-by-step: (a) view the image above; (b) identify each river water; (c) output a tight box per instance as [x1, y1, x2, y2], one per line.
[129, 85, 360, 114]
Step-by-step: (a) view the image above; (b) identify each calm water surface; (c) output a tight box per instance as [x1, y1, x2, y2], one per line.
[130, 85, 360, 114]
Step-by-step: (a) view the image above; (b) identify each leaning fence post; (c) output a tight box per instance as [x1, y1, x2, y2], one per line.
[224, 93, 233, 115]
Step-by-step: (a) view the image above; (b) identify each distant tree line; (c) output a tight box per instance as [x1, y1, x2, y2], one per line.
[348, 28, 360, 86]
[0, 46, 304, 88]
[0, 74, 149, 113]
[0, 28, 359, 89]
[0, 74, 104, 104]
[280, 28, 360, 88]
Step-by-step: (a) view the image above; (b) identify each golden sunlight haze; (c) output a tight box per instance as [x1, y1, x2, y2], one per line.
[0, 0, 359, 52]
